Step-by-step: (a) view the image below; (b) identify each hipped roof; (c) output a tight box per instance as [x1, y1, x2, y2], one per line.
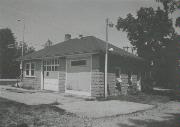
[19, 36, 143, 61]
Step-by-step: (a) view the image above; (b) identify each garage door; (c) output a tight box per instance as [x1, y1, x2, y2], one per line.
[44, 78, 59, 91]
[44, 71, 59, 91]
[66, 57, 91, 94]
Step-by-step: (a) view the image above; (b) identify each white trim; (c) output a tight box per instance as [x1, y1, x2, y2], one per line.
[65, 58, 68, 92]
[58, 71, 60, 91]
[90, 55, 92, 96]
[40, 60, 44, 90]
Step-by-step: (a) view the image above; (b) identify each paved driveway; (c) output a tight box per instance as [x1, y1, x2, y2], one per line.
[0, 85, 154, 118]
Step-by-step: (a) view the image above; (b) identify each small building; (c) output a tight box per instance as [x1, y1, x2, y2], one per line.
[19, 36, 145, 97]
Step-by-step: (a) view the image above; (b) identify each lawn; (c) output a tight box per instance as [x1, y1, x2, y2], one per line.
[0, 92, 179, 127]
[0, 97, 88, 127]
[98, 92, 170, 105]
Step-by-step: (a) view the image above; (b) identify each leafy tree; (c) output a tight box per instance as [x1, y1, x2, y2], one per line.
[44, 39, 53, 48]
[117, 7, 174, 60]
[176, 17, 180, 27]
[0, 28, 17, 78]
[116, 0, 179, 88]
[155, 0, 180, 27]
[16, 42, 35, 57]
[0, 28, 35, 78]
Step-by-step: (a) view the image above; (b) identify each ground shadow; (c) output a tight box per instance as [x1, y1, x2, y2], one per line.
[117, 113, 180, 127]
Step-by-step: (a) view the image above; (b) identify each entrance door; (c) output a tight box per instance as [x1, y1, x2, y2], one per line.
[66, 57, 91, 95]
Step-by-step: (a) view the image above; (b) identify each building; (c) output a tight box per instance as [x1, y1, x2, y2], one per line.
[19, 36, 145, 97]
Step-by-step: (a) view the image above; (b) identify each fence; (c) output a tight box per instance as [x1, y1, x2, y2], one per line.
[0, 79, 20, 85]
[0, 74, 18, 79]
[0, 74, 20, 85]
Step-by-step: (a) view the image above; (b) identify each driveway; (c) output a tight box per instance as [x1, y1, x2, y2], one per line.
[0, 85, 154, 118]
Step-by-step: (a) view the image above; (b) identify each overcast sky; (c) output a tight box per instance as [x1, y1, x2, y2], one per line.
[0, 0, 179, 50]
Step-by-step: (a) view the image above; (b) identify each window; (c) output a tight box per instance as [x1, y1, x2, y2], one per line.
[43, 58, 59, 71]
[71, 60, 87, 66]
[25, 63, 35, 77]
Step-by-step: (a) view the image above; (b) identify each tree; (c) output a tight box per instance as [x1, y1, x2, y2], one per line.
[117, 7, 174, 60]
[116, 1, 179, 88]
[44, 39, 53, 48]
[0, 28, 35, 78]
[155, 0, 180, 27]
[0, 28, 17, 78]
[16, 42, 35, 56]
[176, 17, 180, 27]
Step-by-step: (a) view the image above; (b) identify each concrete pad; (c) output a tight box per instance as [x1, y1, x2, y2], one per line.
[58, 100, 154, 118]
[0, 85, 84, 105]
[0, 85, 154, 118]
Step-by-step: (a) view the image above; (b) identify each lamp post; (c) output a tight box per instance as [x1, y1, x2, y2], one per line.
[17, 19, 25, 81]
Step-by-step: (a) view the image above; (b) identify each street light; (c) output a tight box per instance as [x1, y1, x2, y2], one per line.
[105, 18, 113, 98]
[17, 19, 25, 81]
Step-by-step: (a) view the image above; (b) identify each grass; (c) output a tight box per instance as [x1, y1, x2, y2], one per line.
[0, 91, 178, 127]
[117, 113, 180, 127]
[96, 92, 170, 105]
[0, 97, 88, 127]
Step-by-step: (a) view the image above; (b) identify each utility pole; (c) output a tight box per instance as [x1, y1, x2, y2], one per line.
[105, 18, 109, 98]
[17, 19, 25, 81]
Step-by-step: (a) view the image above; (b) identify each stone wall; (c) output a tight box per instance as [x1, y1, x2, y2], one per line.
[120, 74, 129, 95]
[91, 71, 122, 97]
[91, 54, 120, 97]
[107, 73, 120, 96]
[91, 70, 104, 97]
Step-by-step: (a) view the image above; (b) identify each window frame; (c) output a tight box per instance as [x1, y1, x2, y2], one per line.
[25, 62, 35, 77]
[70, 59, 87, 67]
[43, 58, 60, 72]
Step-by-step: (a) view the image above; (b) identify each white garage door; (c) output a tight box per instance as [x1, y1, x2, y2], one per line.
[44, 71, 59, 91]
[66, 57, 91, 95]
[44, 78, 59, 91]
[66, 72, 91, 92]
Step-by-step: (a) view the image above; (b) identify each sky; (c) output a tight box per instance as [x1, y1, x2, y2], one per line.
[0, 0, 179, 50]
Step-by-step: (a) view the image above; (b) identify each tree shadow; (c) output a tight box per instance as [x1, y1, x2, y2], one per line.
[117, 113, 180, 127]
